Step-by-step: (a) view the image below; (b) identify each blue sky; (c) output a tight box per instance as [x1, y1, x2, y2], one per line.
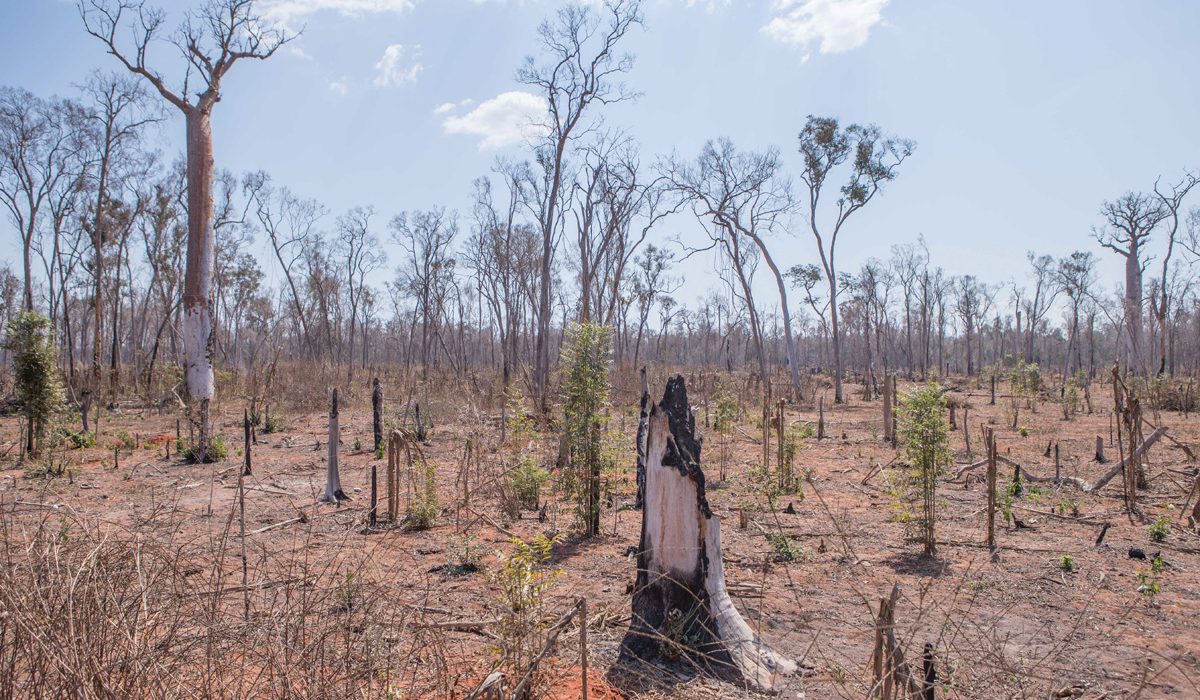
[2, 0, 1198, 316]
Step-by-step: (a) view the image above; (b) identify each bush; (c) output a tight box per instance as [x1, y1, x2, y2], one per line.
[182, 435, 228, 464]
[509, 458, 550, 511]
[404, 451, 439, 530]
[1148, 515, 1170, 542]
[5, 311, 65, 456]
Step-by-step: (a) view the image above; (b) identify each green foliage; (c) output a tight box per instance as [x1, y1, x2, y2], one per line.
[559, 322, 612, 534]
[897, 383, 952, 555]
[5, 311, 65, 456]
[374, 443, 385, 459]
[713, 391, 738, 433]
[181, 435, 228, 464]
[1056, 498, 1080, 516]
[509, 457, 550, 511]
[62, 429, 95, 449]
[261, 411, 283, 434]
[1148, 515, 1170, 543]
[490, 534, 562, 674]
[1058, 554, 1075, 572]
[1009, 360, 1041, 397]
[1017, 426, 1029, 438]
[768, 533, 804, 562]
[353, 435, 363, 452]
[115, 430, 136, 450]
[334, 571, 360, 613]
[1137, 555, 1166, 601]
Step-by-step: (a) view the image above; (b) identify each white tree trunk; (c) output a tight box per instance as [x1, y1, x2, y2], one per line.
[623, 375, 796, 692]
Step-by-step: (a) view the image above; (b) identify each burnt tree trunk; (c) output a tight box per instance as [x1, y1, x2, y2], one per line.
[320, 388, 349, 504]
[622, 375, 795, 692]
[372, 377, 384, 453]
[182, 110, 216, 463]
[635, 366, 650, 509]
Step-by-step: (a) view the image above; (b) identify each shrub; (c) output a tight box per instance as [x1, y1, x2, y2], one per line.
[1148, 515, 1170, 542]
[508, 458, 550, 511]
[768, 533, 804, 562]
[1058, 554, 1075, 572]
[491, 534, 562, 675]
[404, 451, 439, 530]
[182, 435, 228, 464]
[5, 311, 65, 456]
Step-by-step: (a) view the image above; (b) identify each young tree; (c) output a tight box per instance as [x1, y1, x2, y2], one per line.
[897, 383, 951, 556]
[560, 322, 611, 537]
[797, 115, 914, 402]
[5, 311, 65, 456]
[80, 0, 292, 461]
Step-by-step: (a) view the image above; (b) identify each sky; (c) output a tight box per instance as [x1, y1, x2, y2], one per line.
[2, 0, 1199, 321]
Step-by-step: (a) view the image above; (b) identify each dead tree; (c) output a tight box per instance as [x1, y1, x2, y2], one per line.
[621, 375, 796, 692]
[320, 388, 348, 504]
[634, 365, 650, 509]
[81, 0, 292, 462]
[372, 377, 384, 453]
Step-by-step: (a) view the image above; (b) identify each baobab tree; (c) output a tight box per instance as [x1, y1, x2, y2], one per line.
[797, 115, 914, 402]
[80, 0, 291, 461]
[1094, 191, 1170, 374]
[517, 0, 643, 413]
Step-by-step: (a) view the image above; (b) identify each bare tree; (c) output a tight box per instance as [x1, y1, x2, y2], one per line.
[1150, 170, 1198, 374]
[954, 275, 993, 377]
[797, 115, 914, 402]
[0, 89, 82, 311]
[338, 206, 383, 382]
[391, 209, 458, 379]
[1056, 251, 1096, 379]
[517, 0, 643, 412]
[1022, 252, 1059, 364]
[666, 139, 798, 396]
[80, 0, 292, 460]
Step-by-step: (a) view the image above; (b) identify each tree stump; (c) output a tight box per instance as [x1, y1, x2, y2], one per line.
[320, 388, 349, 504]
[372, 377, 384, 453]
[635, 366, 650, 510]
[622, 375, 795, 692]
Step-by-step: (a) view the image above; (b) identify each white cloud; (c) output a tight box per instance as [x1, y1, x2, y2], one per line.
[762, 0, 889, 57]
[432, 102, 457, 115]
[263, 0, 418, 24]
[374, 44, 424, 87]
[442, 91, 546, 150]
[328, 77, 350, 95]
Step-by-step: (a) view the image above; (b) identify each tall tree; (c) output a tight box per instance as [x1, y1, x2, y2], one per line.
[81, 0, 292, 461]
[797, 115, 913, 402]
[517, 0, 642, 412]
[1094, 191, 1169, 373]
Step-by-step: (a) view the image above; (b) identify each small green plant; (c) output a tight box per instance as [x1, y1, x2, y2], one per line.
[62, 429, 95, 449]
[115, 430, 136, 450]
[353, 435, 363, 452]
[182, 435, 228, 464]
[508, 457, 550, 511]
[768, 533, 804, 562]
[374, 443, 385, 459]
[261, 411, 283, 434]
[1148, 515, 1170, 542]
[491, 533, 562, 675]
[1056, 498, 1080, 516]
[1137, 555, 1166, 601]
[1058, 554, 1075, 572]
[1017, 426, 1029, 438]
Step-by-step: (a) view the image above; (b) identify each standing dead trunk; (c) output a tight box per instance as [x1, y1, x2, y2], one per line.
[634, 366, 650, 509]
[372, 377, 384, 453]
[882, 372, 892, 442]
[320, 388, 349, 504]
[621, 375, 796, 692]
[182, 110, 216, 463]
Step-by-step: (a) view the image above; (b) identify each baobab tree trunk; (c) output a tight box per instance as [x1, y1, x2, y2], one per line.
[182, 109, 217, 462]
[622, 375, 796, 692]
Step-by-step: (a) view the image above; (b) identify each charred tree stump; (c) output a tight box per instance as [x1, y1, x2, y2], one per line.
[372, 377, 384, 454]
[621, 375, 796, 692]
[985, 427, 997, 549]
[882, 371, 893, 443]
[242, 408, 252, 476]
[635, 366, 650, 510]
[817, 394, 826, 440]
[320, 388, 349, 504]
[81, 389, 92, 433]
[1095, 435, 1105, 463]
[369, 464, 378, 528]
